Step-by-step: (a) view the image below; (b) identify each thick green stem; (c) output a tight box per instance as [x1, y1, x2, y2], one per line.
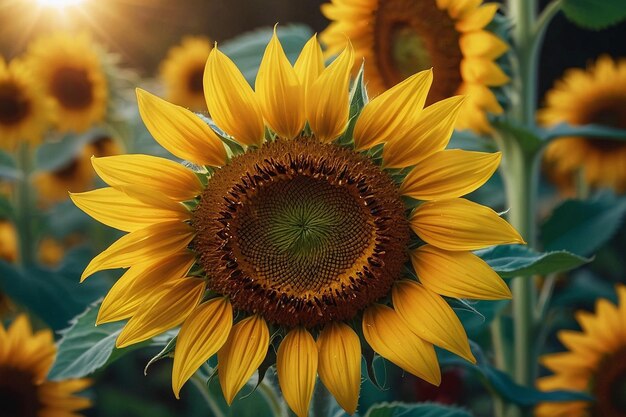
[15, 143, 34, 266]
[511, 0, 538, 125]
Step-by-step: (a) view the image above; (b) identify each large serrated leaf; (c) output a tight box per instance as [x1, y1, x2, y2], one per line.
[364, 402, 473, 417]
[561, 0, 626, 30]
[477, 245, 591, 278]
[541, 193, 626, 256]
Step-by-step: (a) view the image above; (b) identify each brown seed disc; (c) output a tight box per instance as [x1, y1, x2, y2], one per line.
[0, 81, 30, 126]
[192, 138, 410, 328]
[0, 366, 41, 417]
[50, 66, 94, 110]
[592, 347, 626, 417]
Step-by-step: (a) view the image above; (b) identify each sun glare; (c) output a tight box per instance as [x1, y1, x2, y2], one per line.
[37, 0, 85, 8]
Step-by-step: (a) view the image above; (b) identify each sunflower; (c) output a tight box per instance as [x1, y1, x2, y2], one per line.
[25, 32, 107, 133]
[0, 315, 91, 416]
[160, 36, 212, 112]
[35, 134, 122, 205]
[71, 32, 522, 417]
[0, 57, 51, 149]
[540, 56, 626, 194]
[320, 0, 509, 134]
[536, 285, 626, 417]
[0, 219, 18, 263]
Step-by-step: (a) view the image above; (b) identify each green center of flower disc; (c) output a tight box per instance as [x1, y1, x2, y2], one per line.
[0, 366, 40, 417]
[50, 66, 93, 110]
[193, 138, 410, 328]
[0, 81, 30, 126]
[391, 27, 433, 80]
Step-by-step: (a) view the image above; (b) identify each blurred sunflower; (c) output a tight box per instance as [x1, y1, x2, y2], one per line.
[35, 134, 122, 205]
[0, 315, 92, 416]
[0, 57, 51, 149]
[0, 219, 18, 263]
[540, 56, 626, 194]
[536, 285, 626, 417]
[71, 32, 522, 417]
[25, 32, 107, 133]
[160, 37, 212, 112]
[320, 0, 509, 133]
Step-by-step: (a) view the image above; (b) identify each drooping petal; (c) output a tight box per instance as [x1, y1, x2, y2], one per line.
[317, 322, 361, 415]
[91, 154, 203, 201]
[81, 221, 194, 281]
[136, 89, 227, 166]
[256, 29, 305, 139]
[392, 280, 475, 363]
[459, 31, 508, 60]
[70, 187, 189, 233]
[410, 198, 525, 251]
[97, 252, 196, 324]
[217, 315, 270, 404]
[277, 327, 318, 417]
[204, 47, 265, 146]
[461, 58, 510, 86]
[306, 44, 354, 142]
[458, 83, 503, 114]
[172, 297, 233, 398]
[382, 96, 466, 169]
[353, 69, 433, 150]
[362, 304, 441, 385]
[455, 4, 499, 32]
[116, 278, 205, 348]
[294, 35, 324, 96]
[411, 245, 512, 299]
[400, 150, 501, 200]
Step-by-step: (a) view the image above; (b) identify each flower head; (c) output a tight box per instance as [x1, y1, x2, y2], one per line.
[72, 31, 522, 417]
[320, 0, 509, 134]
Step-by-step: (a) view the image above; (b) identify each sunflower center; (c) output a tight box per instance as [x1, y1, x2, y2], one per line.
[187, 67, 205, 94]
[0, 81, 30, 126]
[50, 66, 94, 110]
[579, 98, 626, 153]
[373, 0, 463, 104]
[193, 138, 410, 328]
[0, 366, 40, 417]
[593, 348, 626, 417]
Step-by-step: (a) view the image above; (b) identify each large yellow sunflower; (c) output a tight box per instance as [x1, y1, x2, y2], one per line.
[160, 36, 212, 112]
[320, 0, 509, 134]
[540, 56, 626, 194]
[0, 315, 91, 416]
[536, 285, 626, 417]
[71, 32, 523, 417]
[25, 32, 108, 133]
[0, 57, 51, 149]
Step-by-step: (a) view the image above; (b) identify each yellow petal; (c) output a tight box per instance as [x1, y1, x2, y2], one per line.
[392, 280, 475, 363]
[317, 322, 361, 415]
[172, 297, 233, 398]
[400, 150, 501, 200]
[81, 221, 194, 281]
[116, 278, 205, 348]
[91, 154, 203, 201]
[255, 29, 305, 139]
[294, 35, 325, 96]
[353, 69, 433, 150]
[411, 245, 512, 299]
[136, 89, 227, 166]
[382, 96, 466, 169]
[436, 0, 451, 9]
[217, 315, 269, 404]
[277, 327, 318, 417]
[458, 83, 503, 114]
[97, 252, 196, 324]
[362, 304, 441, 385]
[70, 187, 189, 233]
[306, 44, 354, 142]
[410, 198, 525, 250]
[460, 31, 508, 60]
[461, 58, 510, 86]
[204, 47, 265, 146]
[447, 0, 481, 19]
[455, 4, 499, 32]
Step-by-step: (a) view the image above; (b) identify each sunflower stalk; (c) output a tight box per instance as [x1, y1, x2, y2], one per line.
[15, 142, 34, 266]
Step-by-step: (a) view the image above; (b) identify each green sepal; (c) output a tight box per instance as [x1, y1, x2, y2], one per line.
[336, 62, 368, 147]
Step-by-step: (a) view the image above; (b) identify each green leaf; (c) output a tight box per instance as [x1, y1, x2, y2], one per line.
[35, 133, 88, 171]
[0, 259, 106, 330]
[541, 192, 626, 256]
[49, 302, 174, 380]
[0, 149, 20, 181]
[477, 245, 591, 278]
[540, 122, 626, 143]
[220, 24, 313, 85]
[453, 299, 509, 338]
[337, 62, 367, 146]
[561, 0, 626, 30]
[364, 402, 473, 417]
[492, 119, 543, 155]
